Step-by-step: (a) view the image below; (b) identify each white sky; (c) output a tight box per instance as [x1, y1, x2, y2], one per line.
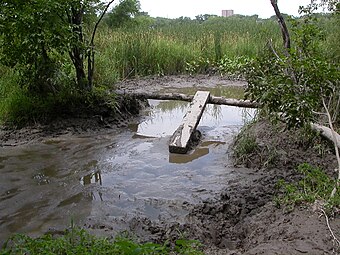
[138, 0, 312, 19]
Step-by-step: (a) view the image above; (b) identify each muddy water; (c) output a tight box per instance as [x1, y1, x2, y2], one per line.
[0, 89, 254, 244]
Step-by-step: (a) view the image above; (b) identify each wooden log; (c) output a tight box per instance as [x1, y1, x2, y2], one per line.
[311, 123, 340, 150]
[210, 96, 258, 108]
[169, 91, 210, 154]
[116, 90, 258, 108]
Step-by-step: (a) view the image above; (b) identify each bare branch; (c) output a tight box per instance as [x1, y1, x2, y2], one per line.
[322, 98, 340, 198]
[320, 209, 340, 247]
[87, 0, 115, 89]
[91, 0, 115, 47]
[268, 39, 282, 60]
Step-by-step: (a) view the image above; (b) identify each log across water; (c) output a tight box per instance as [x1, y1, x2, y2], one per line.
[116, 90, 340, 151]
[116, 91, 258, 108]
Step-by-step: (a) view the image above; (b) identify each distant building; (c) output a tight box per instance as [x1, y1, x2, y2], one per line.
[222, 10, 234, 17]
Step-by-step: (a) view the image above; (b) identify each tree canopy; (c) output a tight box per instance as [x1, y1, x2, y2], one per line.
[105, 0, 140, 28]
[0, 0, 112, 93]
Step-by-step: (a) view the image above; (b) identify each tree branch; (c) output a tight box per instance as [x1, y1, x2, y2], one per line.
[322, 98, 340, 198]
[320, 209, 340, 247]
[270, 0, 298, 84]
[90, 0, 115, 47]
[270, 0, 291, 50]
[87, 0, 115, 89]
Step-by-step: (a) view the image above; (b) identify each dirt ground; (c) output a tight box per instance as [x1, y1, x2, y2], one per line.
[1, 75, 339, 254]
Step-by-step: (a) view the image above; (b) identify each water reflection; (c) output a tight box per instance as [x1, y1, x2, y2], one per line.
[81, 171, 102, 186]
[133, 100, 256, 139]
[169, 148, 209, 164]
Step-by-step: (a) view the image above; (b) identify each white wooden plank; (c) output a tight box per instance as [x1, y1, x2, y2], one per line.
[169, 91, 210, 154]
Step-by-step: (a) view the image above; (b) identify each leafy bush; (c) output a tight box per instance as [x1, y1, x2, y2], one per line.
[185, 56, 253, 78]
[245, 4, 340, 128]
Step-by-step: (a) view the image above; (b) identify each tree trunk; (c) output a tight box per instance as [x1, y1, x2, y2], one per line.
[69, 5, 89, 91]
[311, 123, 340, 150]
[88, 0, 116, 90]
[115, 91, 259, 108]
[270, 0, 291, 50]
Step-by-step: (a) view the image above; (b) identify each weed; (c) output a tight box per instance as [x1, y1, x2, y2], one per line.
[233, 131, 259, 166]
[263, 145, 279, 168]
[275, 163, 340, 213]
[0, 227, 204, 255]
[0, 65, 118, 126]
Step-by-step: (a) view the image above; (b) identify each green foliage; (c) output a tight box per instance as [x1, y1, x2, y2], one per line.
[217, 56, 254, 78]
[1, 5, 339, 124]
[0, 227, 204, 255]
[0, 66, 117, 126]
[175, 239, 205, 255]
[275, 163, 340, 212]
[185, 56, 253, 77]
[0, 0, 106, 93]
[0, 0, 69, 93]
[105, 0, 141, 28]
[95, 14, 282, 81]
[245, 3, 340, 128]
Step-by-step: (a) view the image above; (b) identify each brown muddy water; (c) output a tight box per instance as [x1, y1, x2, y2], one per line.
[0, 87, 255, 244]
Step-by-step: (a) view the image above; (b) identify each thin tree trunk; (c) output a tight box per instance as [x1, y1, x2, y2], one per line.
[270, 0, 291, 50]
[270, 0, 298, 84]
[88, 0, 116, 90]
[69, 5, 88, 90]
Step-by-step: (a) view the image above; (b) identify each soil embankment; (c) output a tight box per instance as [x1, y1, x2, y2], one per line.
[1, 75, 339, 254]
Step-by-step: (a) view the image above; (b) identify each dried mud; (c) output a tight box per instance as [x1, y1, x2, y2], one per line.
[1, 75, 339, 254]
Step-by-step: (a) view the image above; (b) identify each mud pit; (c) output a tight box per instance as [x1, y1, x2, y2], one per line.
[1, 75, 339, 254]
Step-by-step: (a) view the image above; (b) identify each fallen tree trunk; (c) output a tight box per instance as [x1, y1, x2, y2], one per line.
[116, 91, 259, 108]
[311, 123, 340, 150]
[116, 90, 340, 149]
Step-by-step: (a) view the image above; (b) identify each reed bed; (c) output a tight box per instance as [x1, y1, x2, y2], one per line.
[94, 17, 282, 85]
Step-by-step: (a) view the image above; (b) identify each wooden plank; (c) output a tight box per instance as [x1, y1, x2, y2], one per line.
[169, 91, 210, 154]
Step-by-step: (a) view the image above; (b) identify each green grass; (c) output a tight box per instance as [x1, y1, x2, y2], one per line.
[275, 163, 340, 213]
[93, 14, 339, 83]
[1, 14, 338, 125]
[0, 228, 204, 255]
[94, 16, 282, 83]
[233, 130, 259, 165]
[0, 65, 118, 126]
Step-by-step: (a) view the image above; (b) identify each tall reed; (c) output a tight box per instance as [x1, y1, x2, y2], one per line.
[94, 16, 282, 85]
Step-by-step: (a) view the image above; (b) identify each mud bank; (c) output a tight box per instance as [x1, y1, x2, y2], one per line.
[0, 94, 145, 147]
[84, 119, 339, 254]
[0, 75, 246, 146]
[1, 75, 339, 254]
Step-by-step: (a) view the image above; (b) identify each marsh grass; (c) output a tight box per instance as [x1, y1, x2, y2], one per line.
[0, 65, 118, 126]
[1, 15, 338, 125]
[94, 16, 282, 84]
[0, 227, 204, 255]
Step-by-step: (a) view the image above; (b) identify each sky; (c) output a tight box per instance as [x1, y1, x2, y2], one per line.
[137, 0, 312, 19]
